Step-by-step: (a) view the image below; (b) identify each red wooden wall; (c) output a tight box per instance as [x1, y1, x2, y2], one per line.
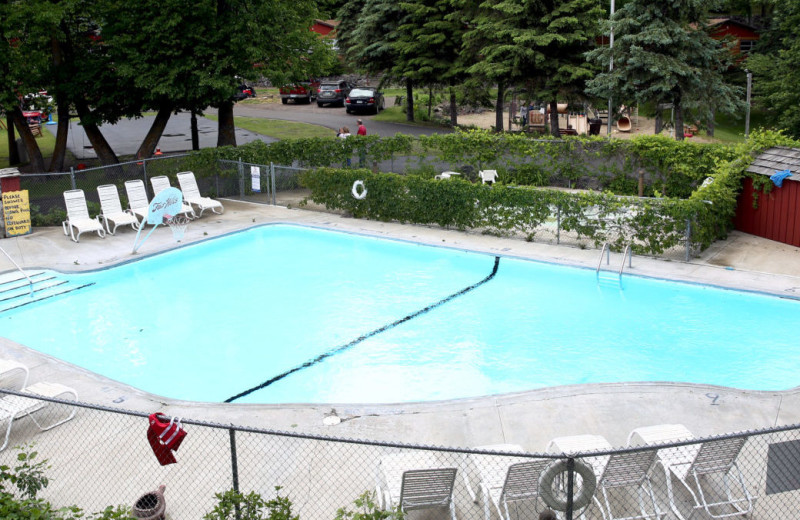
[734, 177, 800, 247]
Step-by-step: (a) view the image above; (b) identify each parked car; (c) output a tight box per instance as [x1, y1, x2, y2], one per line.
[345, 87, 385, 115]
[316, 80, 352, 107]
[280, 80, 319, 104]
[233, 84, 256, 101]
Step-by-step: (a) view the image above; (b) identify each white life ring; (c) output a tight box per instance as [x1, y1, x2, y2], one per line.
[538, 458, 597, 512]
[352, 180, 367, 200]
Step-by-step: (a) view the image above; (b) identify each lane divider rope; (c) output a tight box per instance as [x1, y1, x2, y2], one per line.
[226, 256, 501, 403]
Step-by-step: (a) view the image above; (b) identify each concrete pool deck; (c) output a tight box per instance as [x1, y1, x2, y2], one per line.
[1, 199, 799, 452]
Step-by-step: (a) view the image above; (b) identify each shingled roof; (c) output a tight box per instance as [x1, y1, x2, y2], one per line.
[747, 146, 800, 182]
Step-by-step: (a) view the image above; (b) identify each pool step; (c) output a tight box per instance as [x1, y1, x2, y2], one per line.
[0, 271, 94, 313]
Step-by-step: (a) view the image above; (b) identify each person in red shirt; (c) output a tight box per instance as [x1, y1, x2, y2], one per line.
[356, 119, 367, 136]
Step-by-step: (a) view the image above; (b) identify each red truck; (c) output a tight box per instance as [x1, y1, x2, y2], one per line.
[279, 79, 320, 104]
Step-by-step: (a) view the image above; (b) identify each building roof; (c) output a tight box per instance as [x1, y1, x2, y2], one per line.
[747, 146, 800, 182]
[313, 19, 340, 29]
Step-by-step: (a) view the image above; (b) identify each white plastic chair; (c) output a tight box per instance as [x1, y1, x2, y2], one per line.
[97, 184, 139, 234]
[628, 424, 754, 520]
[61, 189, 106, 242]
[479, 169, 499, 185]
[0, 381, 78, 451]
[176, 171, 224, 217]
[0, 360, 29, 391]
[124, 179, 150, 226]
[149, 176, 196, 220]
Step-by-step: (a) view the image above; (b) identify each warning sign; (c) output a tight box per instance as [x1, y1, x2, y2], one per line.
[2, 190, 32, 237]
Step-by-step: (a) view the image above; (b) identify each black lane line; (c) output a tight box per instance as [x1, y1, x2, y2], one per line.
[0, 283, 96, 314]
[226, 256, 501, 403]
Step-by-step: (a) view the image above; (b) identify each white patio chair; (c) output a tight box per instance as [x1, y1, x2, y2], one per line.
[97, 184, 139, 234]
[0, 381, 78, 451]
[628, 424, 754, 520]
[176, 171, 224, 217]
[377, 452, 457, 520]
[124, 179, 151, 226]
[61, 189, 106, 242]
[149, 176, 196, 220]
[0, 359, 29, 391]
[479, 169, 499, 185]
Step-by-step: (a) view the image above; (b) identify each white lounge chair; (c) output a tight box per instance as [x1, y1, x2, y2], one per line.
[479, 169, 499, 185]
[435, 171, 461, 180]
[628, 424, 754, 520]
[149, 176, 196, 220]
[124, 179, 151, 226]
[548, 434, 662, 520]
[97, 184, 139, 234]
[62, 189, 106, 242]
[176, 171, 224, 217]
[377, 452, 457, 520]
[0, 381, 78, 451]
[0, 359, 29, 391]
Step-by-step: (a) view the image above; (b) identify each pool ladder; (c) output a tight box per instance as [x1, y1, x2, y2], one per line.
[596, 243, 632, 288]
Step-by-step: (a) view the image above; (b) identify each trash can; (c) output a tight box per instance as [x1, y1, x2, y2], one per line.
[588, 119, 602, 136]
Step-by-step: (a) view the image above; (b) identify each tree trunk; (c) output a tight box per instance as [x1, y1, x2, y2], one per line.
[427, 86, 433, 119]
[48, 102, 71, 172]
[494, 80, 504, 132]
[136, 104, 172, 159]
[654, 111, 663, 134]
[217, 101, 237, 147]
[549, 100, 560, 137]
[191, 110, 200, 150]
[405, 79, 414, 122]
[707, 107, 715, 137]
[11, 107, 45, 172]
[449, 81, 457, 127]
[673, 94, 684, 141]
[7, 115, 20, 165]
[74, 100, 119, 164]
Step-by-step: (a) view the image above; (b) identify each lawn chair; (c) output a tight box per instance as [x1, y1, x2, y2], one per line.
[150, 176, 196, 220]
[62, 189, 106, 242]
[377, 452, 457, 520]
[124, 179, 151, 226]
[0, 360, 29, 391]
[628, 424, 754, 520]
[0, 381, 78, 451]
[176, 171, 224, 217]
[97, 184, 139, 234]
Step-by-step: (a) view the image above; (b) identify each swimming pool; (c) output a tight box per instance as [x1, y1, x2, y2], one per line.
[2, 224, 798, 404]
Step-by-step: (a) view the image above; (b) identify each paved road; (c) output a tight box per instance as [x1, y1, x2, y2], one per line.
[51, 99, 449, 160]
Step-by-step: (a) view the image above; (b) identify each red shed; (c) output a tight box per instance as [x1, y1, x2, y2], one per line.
[310, 19, 339, 38]
[734, 146, 800, 247]
[708, 17, 760, 56]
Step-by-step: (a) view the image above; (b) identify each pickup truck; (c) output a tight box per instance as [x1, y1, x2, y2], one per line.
[279, 80, 319, 104]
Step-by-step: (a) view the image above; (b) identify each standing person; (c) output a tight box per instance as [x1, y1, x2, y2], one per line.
[355, 119, 367, 166]
[338, 126, 351, 166]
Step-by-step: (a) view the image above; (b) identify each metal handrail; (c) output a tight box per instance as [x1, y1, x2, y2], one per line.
[596, 243, 610, 275]
[0, 244, 34, 296]
[618, 244, 632, 276]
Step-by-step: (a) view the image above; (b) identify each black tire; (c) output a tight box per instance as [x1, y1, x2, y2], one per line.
[346, 108, 352, 114]
[281, 98, 288, 105]
[303, 97, 311, 104]
[317, 102, 324, 107]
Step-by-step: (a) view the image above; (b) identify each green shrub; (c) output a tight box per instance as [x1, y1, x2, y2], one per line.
[335, 490, 404, 520]
[204, 487, 297, 520]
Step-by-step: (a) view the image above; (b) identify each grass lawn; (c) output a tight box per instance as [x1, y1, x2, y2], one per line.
[204, 114, 333, 139]
[1, 126, 57, 168]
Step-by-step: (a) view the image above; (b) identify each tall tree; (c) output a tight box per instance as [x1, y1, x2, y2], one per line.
[394, 0, 468, 126]
[747, 2, 800, 139]
[586, 0, 743, 140]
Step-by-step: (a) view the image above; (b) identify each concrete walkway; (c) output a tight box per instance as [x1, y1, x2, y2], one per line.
[1, 200, 799, 451]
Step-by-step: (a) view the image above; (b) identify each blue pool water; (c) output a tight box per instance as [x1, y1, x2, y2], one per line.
[1, 225, 798, 404]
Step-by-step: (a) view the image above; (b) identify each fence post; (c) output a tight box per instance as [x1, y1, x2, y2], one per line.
[142, 158, 148, 189]
[229, 427, 241, 520]
[566, 457, 575, 520]
[685, 217, 692, 262]
[69, 167, 76, 190]
[238, 158, 244, 199]
[556, 204, 561, 245]
[270, 163, 276, 206]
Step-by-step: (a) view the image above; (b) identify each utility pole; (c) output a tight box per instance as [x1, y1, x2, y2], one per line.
[745, 70, 752, 139]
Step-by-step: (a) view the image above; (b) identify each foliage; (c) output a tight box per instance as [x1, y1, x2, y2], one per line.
[204, 487, 298, 520]
[335, 490, 404, 520]
[586, 0, 744, 140]
[747, 1, 800, 139]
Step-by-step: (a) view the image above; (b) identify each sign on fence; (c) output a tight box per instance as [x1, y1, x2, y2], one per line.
[2, 190, 32, 237]
[251, 166, 261, 193]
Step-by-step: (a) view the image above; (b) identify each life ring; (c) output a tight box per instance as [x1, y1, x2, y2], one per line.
[538, 458, 597, 512]
[352, 180, 367, 200]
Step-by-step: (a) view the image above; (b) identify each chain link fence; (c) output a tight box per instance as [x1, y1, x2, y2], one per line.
[1, 388, 799, 520]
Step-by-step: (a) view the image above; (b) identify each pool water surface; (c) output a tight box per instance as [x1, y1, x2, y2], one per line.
[2, 225, 798, 403]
